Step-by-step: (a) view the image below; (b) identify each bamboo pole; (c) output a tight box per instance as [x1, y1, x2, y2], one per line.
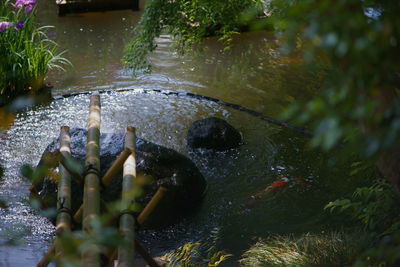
[134, 239, 162, 267]
[107, 239, 162, 267]
[103, 148, 132, 186]
[36, 243, 55, 267]
[117, 127, 136, 267]
[55, 126, 72, 264]
[73, 147, 132, 223]
[110, 186, 167, 267]
[137, 186, 168, 225]
[40, 181, 168, 267]
[37, 127, 73, 267]
[107, 185, 167, 267]
[82, 94, 101, 266]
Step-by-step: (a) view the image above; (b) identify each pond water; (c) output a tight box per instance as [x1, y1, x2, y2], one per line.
[0, 1, 358, 266]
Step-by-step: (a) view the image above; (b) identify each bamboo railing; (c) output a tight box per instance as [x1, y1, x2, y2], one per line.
[73, 147, 132, 223]
[36, 94, 166, 267]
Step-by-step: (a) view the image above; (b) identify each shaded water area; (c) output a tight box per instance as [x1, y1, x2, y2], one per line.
[0, 1, 361, 266]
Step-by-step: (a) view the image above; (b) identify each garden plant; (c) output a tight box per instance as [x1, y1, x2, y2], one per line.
[0, 0, 69, 105]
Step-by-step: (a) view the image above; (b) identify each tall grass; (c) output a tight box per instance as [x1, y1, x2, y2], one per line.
[0, 0, 70, 103]
[161, 228, 231, 267]
[240, 231, 374, 267]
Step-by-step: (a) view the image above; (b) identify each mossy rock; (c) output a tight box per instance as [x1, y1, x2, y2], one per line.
[187, 117, 242, 151]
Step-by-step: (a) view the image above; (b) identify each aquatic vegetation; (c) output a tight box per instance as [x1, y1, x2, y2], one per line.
[0, 21, 14, 31]
[15, 0, 36, 13]
[240, 231, 373, 267]
[162, 229, 231, 267]
[0, 0, 70, 104]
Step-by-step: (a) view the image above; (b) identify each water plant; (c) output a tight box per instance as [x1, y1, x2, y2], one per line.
[0, 0, 70, 104]
[161, 228, 231, 267]
[240, 231, 373, 267]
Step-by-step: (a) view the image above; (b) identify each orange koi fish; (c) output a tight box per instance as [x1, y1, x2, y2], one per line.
[243, 176, 310, 209]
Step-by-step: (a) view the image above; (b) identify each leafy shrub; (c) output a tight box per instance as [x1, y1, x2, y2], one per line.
[270, 0, 400, 157]
[324, 178, 400, 266]
[325, 179, 400, 233]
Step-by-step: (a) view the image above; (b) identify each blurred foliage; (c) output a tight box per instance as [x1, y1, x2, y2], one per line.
[21, 158, 227, 266]
[123, 0, 264, 73]
[355, 232, 400, 267]
[268, 0, 400, 156]
[124, 0, 400, 159]
[51, 217, 124, 267]
[21, 162, 130, 266]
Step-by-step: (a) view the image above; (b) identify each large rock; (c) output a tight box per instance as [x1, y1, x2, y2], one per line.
[35, 128, 206, 228]
[187, 117, 242, 151]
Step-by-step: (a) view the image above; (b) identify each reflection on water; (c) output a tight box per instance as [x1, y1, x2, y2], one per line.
[0, 91, 351, 265]
[38, 0, 322, 118]
[0, 1, 335, 266]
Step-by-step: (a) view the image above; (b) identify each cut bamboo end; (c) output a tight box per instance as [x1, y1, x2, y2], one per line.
[126, 126, 135, 132]
[88, 95, 101, 130]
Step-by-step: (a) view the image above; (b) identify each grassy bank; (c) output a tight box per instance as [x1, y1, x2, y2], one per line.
[239, 175, 400, 267]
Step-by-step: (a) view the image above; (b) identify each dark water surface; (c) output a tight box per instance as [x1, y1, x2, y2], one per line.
[0, 1, 355, 266]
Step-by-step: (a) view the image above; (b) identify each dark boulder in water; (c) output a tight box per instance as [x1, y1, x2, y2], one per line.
[187, 117, 242, 151]
[35, 128, 206, 228]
